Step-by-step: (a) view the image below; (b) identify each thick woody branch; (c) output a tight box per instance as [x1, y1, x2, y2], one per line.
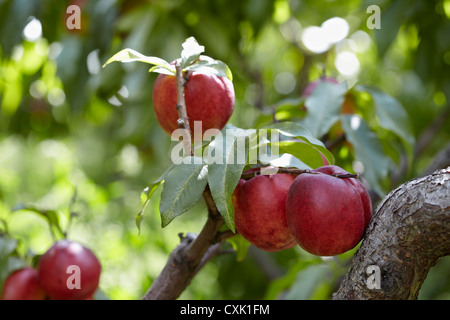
[332, 167, 450, 300]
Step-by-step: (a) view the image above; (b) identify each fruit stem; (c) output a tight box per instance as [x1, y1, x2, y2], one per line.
[175, 60, 193, 155]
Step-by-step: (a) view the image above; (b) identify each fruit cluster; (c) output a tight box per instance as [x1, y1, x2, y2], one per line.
[1, 240, 101, 300]
[232, 165, 372, 256]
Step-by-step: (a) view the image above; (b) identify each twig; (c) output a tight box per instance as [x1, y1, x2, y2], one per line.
[240, 166, 359, 180]
[175, 60, 192, 155]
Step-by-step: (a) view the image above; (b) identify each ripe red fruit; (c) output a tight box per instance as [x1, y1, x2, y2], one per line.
[1, 267, 47, 300]
[314, 165, 372, 229]
[232, 173, 297, 252]
[286, 165, 372, 256]
[152, 72, 235, 140]
[38, 240, 101, 300]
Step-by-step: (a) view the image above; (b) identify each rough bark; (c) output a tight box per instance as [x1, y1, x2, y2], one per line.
[332, 167, 450, 300]
[142, 187, 227, 300]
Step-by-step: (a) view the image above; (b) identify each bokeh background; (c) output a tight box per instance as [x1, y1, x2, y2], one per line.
[0, 0, 449, 299]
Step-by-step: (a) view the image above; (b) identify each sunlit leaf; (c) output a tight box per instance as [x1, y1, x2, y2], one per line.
[184, 55, 233, 81]
[181, 37, 205, 69]
[257, 122, 335, 167]
[102, 48, 175, 74]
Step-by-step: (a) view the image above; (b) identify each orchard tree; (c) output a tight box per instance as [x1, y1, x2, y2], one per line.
[0, 0, 449, 301]
[102, 37, 449, 300]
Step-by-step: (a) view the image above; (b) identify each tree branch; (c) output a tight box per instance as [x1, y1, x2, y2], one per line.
[175, 60, 192, 155]
[142, 188, 227, 300]
[332, 167, 450, 300]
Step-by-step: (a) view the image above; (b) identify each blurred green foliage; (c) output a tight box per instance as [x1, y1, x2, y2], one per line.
[0, 0, 449, 300]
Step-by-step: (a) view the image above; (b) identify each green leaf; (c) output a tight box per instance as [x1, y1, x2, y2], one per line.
[358, 85, 415, 158]
[227, 234, 251, 262]
[135, 164, 175, 233]
[0, 236, 18, 258]
[283, 264, 331, 300]
[262, 122, 325, 147]
[341, 114, 391, 197]
[261, 153, 311, 169]
[0, 254, 27, 294]
[0, 235, 27, 293]
[257, 122, 335, 167]
[184, 55, 233, 81]
[12, 205, 66, 239]
[274, 140, 330, 169]
[159, 157, 208, 227]
[102, 48, 175, 74]
[181, 37, 205, 69]
[136, 181, 163, 234]
[302, 81, 348, 138]
[372, 0, 409, 58]
[274, 97, 306, 120]
[264, 258, 322, 300]
[206, 128, 249, 231]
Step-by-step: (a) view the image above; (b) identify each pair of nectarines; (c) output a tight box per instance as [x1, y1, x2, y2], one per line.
[232, 165, 372, 256]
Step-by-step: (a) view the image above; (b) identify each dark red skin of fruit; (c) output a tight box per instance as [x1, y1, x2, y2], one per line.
[1, 267, 47, 300]
[286, 165, 368, 256]
[313, 165, 372, 228]
[152, 72, 235, 140]
[232, 173, 297, 252]
[38, 240, 101, 300]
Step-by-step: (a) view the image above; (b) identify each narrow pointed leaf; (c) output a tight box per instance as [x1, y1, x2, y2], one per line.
[159, 157, 208, 227]
[102, 48, 175, 74]
[206, 128, 249, 231]
[135, 164, 175, 232]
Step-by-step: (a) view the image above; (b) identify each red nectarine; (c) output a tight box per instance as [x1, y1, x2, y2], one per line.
[286, 165, 372, 256]
[232, 173, 296, 252]
[1, 267, 47, 300]
[38, 240, 101, 300]
[152, 72, 235, 140]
